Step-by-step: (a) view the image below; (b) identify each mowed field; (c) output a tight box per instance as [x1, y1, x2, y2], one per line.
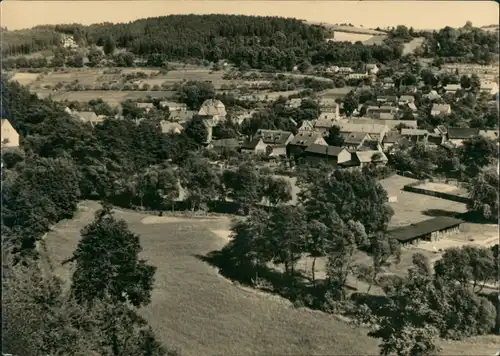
[402, 37, 425, 55]
[379, 175, 468, 228]
[41, 200, 500, 356]
[329, 31, 385, 44]
[41, 201, 378, 356]
[8, 72, 40, 86]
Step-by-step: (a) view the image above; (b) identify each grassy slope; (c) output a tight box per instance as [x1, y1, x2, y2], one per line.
[41, 201, 500, 356]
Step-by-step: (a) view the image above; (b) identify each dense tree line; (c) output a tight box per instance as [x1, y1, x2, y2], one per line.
[4, 15, 411, 71]
[1, 28, 62, 56]
[422, 24, 499, 64]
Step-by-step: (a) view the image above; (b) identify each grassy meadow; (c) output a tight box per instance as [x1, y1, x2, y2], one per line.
[40, 200, 500, 356]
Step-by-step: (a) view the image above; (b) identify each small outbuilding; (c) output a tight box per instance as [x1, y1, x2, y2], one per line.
[388, 216, 464, 245]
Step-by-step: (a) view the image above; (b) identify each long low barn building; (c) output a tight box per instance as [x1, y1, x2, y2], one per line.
[388, 216, 464, 245]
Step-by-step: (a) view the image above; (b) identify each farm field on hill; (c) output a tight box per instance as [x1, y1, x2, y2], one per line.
[41, 201, 500, 356]
[402, 37, 425, 55]
[329, 31, 379, 43]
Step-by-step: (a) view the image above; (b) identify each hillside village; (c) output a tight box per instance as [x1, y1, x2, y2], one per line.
[1, 13, 499, 356]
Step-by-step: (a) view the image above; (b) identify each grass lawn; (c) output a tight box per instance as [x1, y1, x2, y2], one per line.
[379, 175, 468, 228]
[402, 37, 425, 56]
[42, 201, 378, 356]
[41, 200, 500, 355]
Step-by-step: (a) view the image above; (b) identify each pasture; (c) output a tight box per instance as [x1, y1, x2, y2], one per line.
[318, 86, 356, 98]
[41, 200, 500, 356]
[42, 201, 379, 356]
[329, 31, 378, 43]
[8, 72, 40, 86]
[402, 37, 425, 55]
[379, 175, 468, 228]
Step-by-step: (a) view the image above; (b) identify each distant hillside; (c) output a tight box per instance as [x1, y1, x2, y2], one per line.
[481, 24, 499, 33]
[305, 22, 387, 36]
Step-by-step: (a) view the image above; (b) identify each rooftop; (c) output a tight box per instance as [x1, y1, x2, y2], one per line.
[388, 217, 464, 243]
[304, 144, 346, 157]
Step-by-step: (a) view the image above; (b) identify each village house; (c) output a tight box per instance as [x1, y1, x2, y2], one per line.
[302, 144, 351, 166]
[286, 132, 327, 158]
[423, 90, 442, 101]
[388, 216, 464, 246]
[160, 121, 184, 134]
[240, 137, 268, 155]
[159, 101, 188, 112]
[349, 118, 418, 130]
[73, 111, 104, 127]
[365, 106, 398, 119]
[169, 110, 195, 124]
[426, 132, 445, 146]
[406, 102, 418, 112]
[398, 95, 415, 106]
[198, 99, 227, 123]
[341, 132, 373, 151]
[346, 73, 369, 80]
[382, 77, 395, 89]
[479, 129, 499, 141]
[286, 98, 302, 109]
[339, 122, 389, 142]
[401, 128, 429, 144]
[318, 98, 340, 117]
[365, 64, 379, 75]
[381, 131, 403, 152]
[352, 150, 388, 168]
[198, 99, 227, 143]
[313, 117, 337, 136]
[297, 120, 315, 132]
[136, 102, 155, 113]
[376, 96, 398, 106]
[337, 67, 353, 75]
[480, 80, 499, 96]
[1, 119, 20, 148]
[209, 138, 241, 153]
[430, 103, 451, 117]
[443, 84, 461, 94]
[254, 129, 294, 157]
[326, 65, 340, 73]
[446, 127, 480, 147]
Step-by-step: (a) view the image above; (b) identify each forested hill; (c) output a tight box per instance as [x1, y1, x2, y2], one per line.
[3, 15, 499, 67]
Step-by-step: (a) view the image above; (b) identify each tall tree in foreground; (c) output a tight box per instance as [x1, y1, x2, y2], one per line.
[467, 165, 499, 221]
[66, 202, 156, 307]
[370, 254, 443, 356]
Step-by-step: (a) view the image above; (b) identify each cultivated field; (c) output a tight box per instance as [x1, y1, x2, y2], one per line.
[41, 200, 500, 356]
[402, 37, 425, 55]
[8, 72, 40, 86]
[328, 31, 377, 43]
[362, 35, 387, 45]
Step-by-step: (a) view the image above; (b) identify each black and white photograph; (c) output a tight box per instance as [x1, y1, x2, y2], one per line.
[1, 1, 499, 355]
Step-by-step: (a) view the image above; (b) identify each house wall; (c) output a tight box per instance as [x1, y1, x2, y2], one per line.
[430, 225, 461, 242]
[314, 136, 328, 146]
[270, 146, 287, 157]
[1, 122, 20, 148]
[383, 142, 395, 151]
[337, 149, 352, 164]
[449, 138, 464, 147]
[255, 140, 268, 154]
